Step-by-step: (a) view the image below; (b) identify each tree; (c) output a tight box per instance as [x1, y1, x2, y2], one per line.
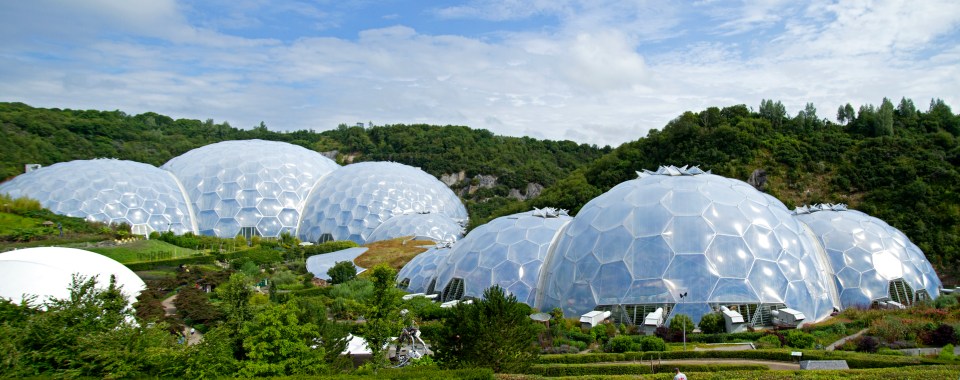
[668, 314, 695, 336]
[434, 286, 539, 372]
[359, 265, 405, 370]
[214, 273, 252, 358]
[328, 261, 358, 285]
[697, 312, 725, 334]
[238, 302, 326, 377]
[877, 97, 895, 136]
[759, 99, 787, 129]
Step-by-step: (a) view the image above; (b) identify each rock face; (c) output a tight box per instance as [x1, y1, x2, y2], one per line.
[748, 169, 767, 190]
[441, 171, 467, 187]
[509, 183, 545, 200]
[320, 150, 338, 160]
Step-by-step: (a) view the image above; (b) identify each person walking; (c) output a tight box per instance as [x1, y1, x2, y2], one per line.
[673, 367, 687, 380]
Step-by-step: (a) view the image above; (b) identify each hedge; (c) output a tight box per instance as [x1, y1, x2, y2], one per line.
[523, 362, 767, 376]
[501, 366, 960, 380]
[537, 349, 926, 368]
[323, 367, 493, 379]
[124, 254, 215, 271]
[304, 240, 360, 258]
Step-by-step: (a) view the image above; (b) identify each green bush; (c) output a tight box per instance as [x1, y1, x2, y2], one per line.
[784, 330, 815, 349]
[698, 312, 725, 334]
[939, 343, 955, 361]
[123, 254, 215, 271]
[755, 334, 782, 349]
[303, 240, 360, 257]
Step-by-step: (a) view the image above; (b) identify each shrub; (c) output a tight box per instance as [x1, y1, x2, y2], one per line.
[755, 334, 782, 349]
[939, 343, 955, 361]
[668, 314, 695, 336]
[785, 330, 815, 349]
[930, 323, 958, 346]
[303, 240, 360, 258]
[934, 294, 958, 309]
[856, 335, 879, 353]
[328, 261, 358, 284]
[698, 312, 725, 334]
[606, 335, 633, 353]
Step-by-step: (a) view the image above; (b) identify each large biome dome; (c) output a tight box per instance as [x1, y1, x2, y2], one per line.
[434, 208, 572, 306]
[794, 203, 942, 308]
[297, 161, 468, 244]
[0, 159, 197, 235]
[538, 166, 839, 325]
[396, 245, 453, 294]
[162, 139, 339, 238]
[0, 247, 146, 306]
[366, 213, 465, 244]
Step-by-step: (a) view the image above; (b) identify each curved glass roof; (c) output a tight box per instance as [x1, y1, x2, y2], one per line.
[297, 161, 468, 244]
[0, 247, 146, 305]
[538, 167, 838, 324]
[0, 159, 197, 235]
[366, 213, 464, 244]
[434, 208, 572, 305]
[794, 204, 942, 307]
[162, 139, 339, 238]
[396, 245, 452, 294]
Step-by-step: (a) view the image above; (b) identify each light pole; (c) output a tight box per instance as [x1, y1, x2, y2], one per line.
[679, 291, 688, 351]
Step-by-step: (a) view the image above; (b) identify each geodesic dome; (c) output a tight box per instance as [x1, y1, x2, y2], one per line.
[396, 245, 452, 294]
[366, 213, 465, 244]
[162, 139, 339, 238]
[434, 208, 572, 306]
[0, 247, 146, 306]
[297, 161, 468, 244]
[537, 166, 839, 325]
[0, 159, 197, 235]
[794, 203, 942, 308]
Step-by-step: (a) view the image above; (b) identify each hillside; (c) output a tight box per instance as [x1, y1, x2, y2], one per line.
[1, 99, 958, 279]
[519, 99, 960, 280]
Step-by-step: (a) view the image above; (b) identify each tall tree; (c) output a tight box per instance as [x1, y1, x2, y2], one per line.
[877, 97, 895, 136]
[359, 265, 405, 370]
[434, 286, 539, 373]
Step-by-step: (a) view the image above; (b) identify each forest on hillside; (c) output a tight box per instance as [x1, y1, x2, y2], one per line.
[1, 99, 958, 278]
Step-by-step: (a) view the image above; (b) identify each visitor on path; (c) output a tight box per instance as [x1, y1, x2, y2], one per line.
[674, 367, 687, 380]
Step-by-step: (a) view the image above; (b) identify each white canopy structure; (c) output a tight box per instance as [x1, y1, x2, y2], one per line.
[0, 247, 146, 306]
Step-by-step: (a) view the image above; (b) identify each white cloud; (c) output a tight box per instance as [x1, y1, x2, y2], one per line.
[0, 0, 957, 147]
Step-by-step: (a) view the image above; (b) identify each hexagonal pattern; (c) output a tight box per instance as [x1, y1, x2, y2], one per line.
[538, 169, 839, 324]
[433, 210, 572, 305]
[366, 213, 465, 244]
[794, 205, 942, 308]
[396, 246, 452, 294]
[0, 159, 197, 235]
[162, 139, 339, 238]
[297, 162, 468, 244]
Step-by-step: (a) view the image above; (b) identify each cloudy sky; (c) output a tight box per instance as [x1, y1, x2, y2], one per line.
[1, 1, 958, 147]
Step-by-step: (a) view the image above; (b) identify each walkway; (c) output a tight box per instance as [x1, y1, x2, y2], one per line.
[161, 293, 203, 345]
[825, 328, 869, 351]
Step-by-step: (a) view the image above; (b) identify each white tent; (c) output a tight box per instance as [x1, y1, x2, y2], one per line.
[0, 247, 146, 306]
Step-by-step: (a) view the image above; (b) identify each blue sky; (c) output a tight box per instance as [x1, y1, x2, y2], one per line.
[1, 0, 958, 146]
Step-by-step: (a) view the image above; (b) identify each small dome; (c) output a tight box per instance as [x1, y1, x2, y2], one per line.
[0, 247, 146, 306]
[297, 162, 467, 244]
[0, 159, 196, 235]
[434, 208, 572, 305]
[538, 166, 839, 324]
[367, 213, 464, 244]
[396, 245, 452, 294]
[794, 204, 942, 308]
[162, 139, 339, 238]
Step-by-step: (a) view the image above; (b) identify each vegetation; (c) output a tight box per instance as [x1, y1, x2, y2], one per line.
[328, 261, 358, 285]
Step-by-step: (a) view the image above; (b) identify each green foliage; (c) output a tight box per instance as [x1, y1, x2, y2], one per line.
[359, 265, 405, 370]
[784, 330, 815, 349]
[526, 362, 767, 376]
[238, 302, 327, 376]
[328, 260, 358, 285]
[174, 287, 221, 326]
[755, 334, 782, 349]
[605, 335, 666, 353]
[938, 343, 955, 361]
[434, 286, 539, 373]
[697, 312, 725, 334]
[668, 314, 695, 335]
[303, 240, 360, 257]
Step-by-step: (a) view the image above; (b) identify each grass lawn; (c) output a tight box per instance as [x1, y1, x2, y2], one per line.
[0, 212, 41, 233]
[87, 239, 200, 263]
[355, 237, 432, 271]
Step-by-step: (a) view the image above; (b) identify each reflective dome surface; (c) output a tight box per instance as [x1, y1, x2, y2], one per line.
[162, 139, 339, 238]
[0, 159, 196, 235]
[366, 213, 464, 244]
[396, 246, 452, 294]
[538, 167, 838, 324]
[297, 161, 468, 244]
[794, 204, 942, 307]
[435, 209, 572, 305]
